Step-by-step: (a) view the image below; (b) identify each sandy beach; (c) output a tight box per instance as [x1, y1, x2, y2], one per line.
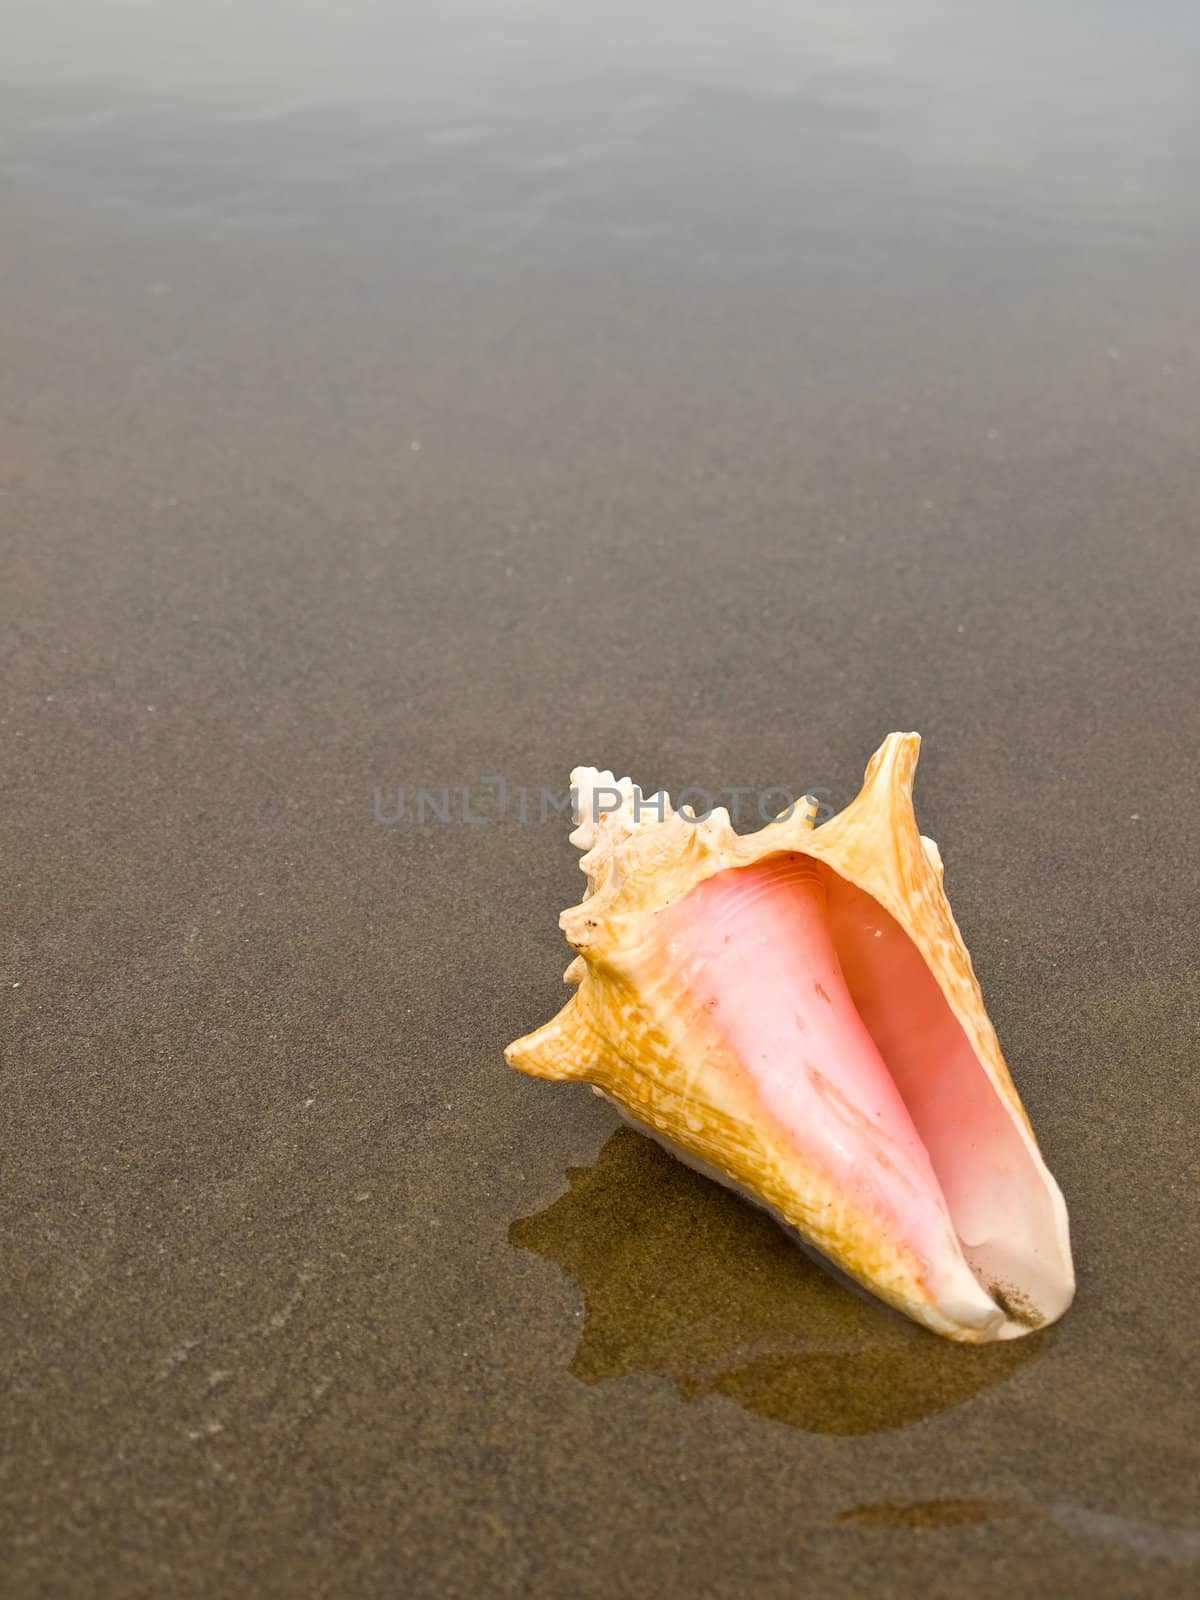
[2, 4, 1199, 1595]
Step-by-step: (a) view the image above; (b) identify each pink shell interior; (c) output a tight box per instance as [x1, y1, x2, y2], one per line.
[657, 853, 1062, 1334]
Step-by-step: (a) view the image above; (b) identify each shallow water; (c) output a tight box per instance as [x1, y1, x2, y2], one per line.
[5, 1, 1200, 248]
[3, 3, 1199, 1597]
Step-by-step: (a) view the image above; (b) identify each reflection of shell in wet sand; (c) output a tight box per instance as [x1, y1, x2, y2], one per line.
[506, 733, 1074, 1343]
[510, 1129, 1050, 1434]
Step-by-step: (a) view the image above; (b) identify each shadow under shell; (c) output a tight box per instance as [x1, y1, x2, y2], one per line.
[510, 1126, 1053, 1435]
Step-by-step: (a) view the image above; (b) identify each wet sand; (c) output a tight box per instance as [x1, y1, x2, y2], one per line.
[3, 4, 1200, 1596]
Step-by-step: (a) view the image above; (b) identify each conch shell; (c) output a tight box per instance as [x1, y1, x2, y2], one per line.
[505, 733, 1074, 1343]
